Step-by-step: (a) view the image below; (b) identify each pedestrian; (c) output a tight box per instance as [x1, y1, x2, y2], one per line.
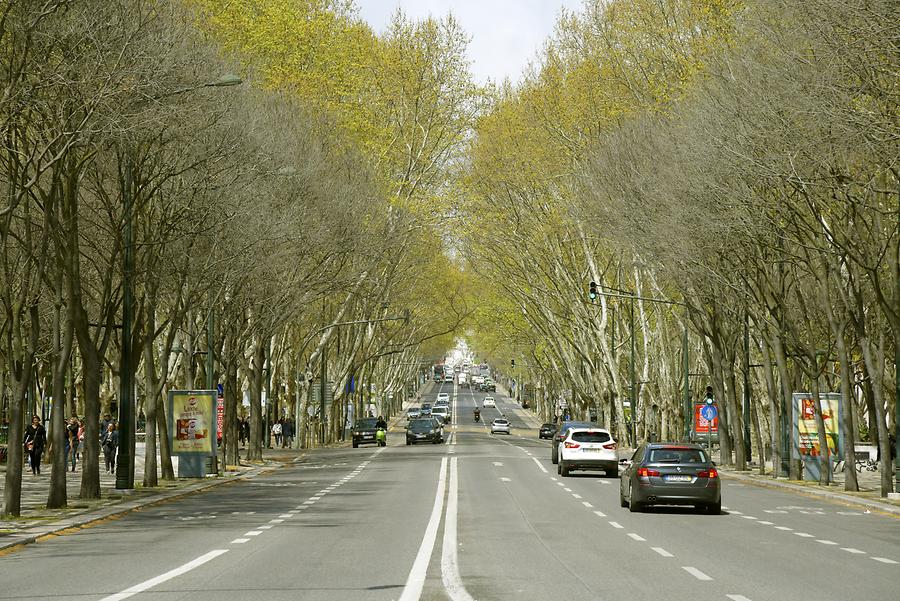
[76, 419, 85, 462]
[282, 419, 293, 448]
[272, 419, 283, 447]
[100, 413, 113, 436]
[66, 416, 80, 471]
[101, 422, 119, 473]
[241, 418, 250, 447]
[24, 416, 47, 475]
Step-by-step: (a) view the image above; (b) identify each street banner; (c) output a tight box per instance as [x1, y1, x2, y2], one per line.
[216, 394, 225, 442]
[694, 403, 719, 434]
[168, 390, 216, 455]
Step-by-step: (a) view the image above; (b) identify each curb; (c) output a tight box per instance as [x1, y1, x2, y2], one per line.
[0, 462, 280, 554]
[720, 470, 900, 517]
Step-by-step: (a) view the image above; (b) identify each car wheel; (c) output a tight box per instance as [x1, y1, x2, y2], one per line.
[560, 461, 570, 477]
[706, 501, 721, 515]
[352, 441, 358, 448]
[551, 447, 558, 465]
[628, 495, 644, 513]
[619, 491, 628, 508]
[606, 468, 618, 478]
[557, 460, 562, 475]
[406, 440, 411, 445]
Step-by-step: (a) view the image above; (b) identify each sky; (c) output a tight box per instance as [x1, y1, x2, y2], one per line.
[356, 0, 584, 85]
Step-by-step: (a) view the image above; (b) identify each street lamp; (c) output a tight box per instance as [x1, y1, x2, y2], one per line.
[117, 74, 242, 490]
[293, 313, 410, 449]
[587, 283, 690, 447]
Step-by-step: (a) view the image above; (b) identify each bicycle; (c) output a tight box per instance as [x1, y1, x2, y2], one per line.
[855, 458, 878, 472]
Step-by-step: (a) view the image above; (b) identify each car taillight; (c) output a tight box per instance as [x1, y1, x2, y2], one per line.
[637, 467, 660, 477]
[564, 441, 580, 448]
[603, 442, 617, 450]
[698, 468, 718, 479]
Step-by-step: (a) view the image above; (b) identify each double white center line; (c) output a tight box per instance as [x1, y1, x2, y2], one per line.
[399, 456, 475, 601]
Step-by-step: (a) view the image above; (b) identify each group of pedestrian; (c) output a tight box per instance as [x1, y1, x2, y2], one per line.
[272, 418, 294, 448]
[22, 413, 119, 476]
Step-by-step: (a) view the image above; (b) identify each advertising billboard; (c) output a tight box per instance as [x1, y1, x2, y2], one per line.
[168, 390, 216, 455]
[792, 392, 842, 459]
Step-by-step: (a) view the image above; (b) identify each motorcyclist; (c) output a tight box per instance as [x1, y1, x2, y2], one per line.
[473, 407, 481, 422]
[375, 415, 387, 430]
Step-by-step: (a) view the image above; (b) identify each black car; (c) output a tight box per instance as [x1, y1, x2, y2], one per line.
[352, 418, 380, 448]
[619, 442, 721, 514]
[550, 420, 593, 464]
[406, 418, 443, 445]
[539, 423, 555, 439]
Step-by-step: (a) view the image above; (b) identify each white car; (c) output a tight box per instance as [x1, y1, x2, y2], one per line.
[558, 427, 618, 477]
[436, 392, 450, 402]
[482, 397, 496, 408]
[490, 418, 510, 434]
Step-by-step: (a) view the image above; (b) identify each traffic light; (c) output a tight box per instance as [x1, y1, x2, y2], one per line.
[704, 385, 715, 405]
[511, 359, 515, 368]
[589, 281, 597, 301]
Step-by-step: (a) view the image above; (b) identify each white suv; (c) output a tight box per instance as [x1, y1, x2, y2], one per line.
[558, 428, 618, 478]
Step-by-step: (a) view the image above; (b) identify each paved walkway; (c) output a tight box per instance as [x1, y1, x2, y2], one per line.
[0, 444, 307, 552]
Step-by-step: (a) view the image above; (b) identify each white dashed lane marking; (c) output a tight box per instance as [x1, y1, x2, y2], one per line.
[682, 566, 713, 581]
[872, 557, 898, 564]
[652, 547, 673, 558]
[627, 533, 646, 542]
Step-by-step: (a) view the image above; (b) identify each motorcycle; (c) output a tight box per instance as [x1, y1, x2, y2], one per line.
[375, 428, 387, 447]
[474, 411, 481, 423]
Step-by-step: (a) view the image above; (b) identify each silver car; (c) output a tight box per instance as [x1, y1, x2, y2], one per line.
[619, 443, 721, 514]
[490, 418, 510, 434]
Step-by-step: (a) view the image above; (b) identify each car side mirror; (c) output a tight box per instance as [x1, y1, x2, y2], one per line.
[711, 461, 716, 466]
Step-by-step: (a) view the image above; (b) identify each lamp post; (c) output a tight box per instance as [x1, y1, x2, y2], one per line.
[294, 312, 410, 449]
[116, 74, 242, 490]
[588, 282, 690, 447]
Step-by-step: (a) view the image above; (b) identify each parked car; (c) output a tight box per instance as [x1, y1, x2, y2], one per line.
[490, 418, 510, 434]
[557, 427, 618, 477]
[351, 418, 379, 448]
[406, 406, 421, 420]
[539, 423, 555, 439]
[406, 418, 443, 445]
[550, 421, 593, 464]
[482, 397, 496, 408]
[619, 443, 721, 514]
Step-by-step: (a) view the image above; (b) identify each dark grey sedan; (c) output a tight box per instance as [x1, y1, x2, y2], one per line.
[619, 443, 721, 514]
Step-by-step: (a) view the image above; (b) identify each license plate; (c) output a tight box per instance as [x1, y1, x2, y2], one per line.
[666, 475, 692, 482]
[584, 448, 604, 452]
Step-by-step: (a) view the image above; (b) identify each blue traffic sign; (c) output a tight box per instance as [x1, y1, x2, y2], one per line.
[700, 405, 718, 421]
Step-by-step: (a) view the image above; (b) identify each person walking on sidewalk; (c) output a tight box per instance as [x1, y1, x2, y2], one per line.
[65, 416, 80, 471]
[101, 422, 119, 473]
[272, 419, 284, 447]
[24, 416, 46, 475]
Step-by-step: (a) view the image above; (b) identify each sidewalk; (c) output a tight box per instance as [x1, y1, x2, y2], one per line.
[716, 463, 900, 517]
[0, 444, 306, 553]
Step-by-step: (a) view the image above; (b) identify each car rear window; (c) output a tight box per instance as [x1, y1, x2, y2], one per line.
[648, 448, 707, 463]
[572, 431, 610, 443]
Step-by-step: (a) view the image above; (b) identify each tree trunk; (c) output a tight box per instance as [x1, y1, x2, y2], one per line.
[47, 297, 74, 509]
[142, 329, 158, 488]
[760, 334, 782, 477]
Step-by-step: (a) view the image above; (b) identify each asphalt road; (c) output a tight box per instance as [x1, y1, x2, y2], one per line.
[2, 381, 897, 601]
